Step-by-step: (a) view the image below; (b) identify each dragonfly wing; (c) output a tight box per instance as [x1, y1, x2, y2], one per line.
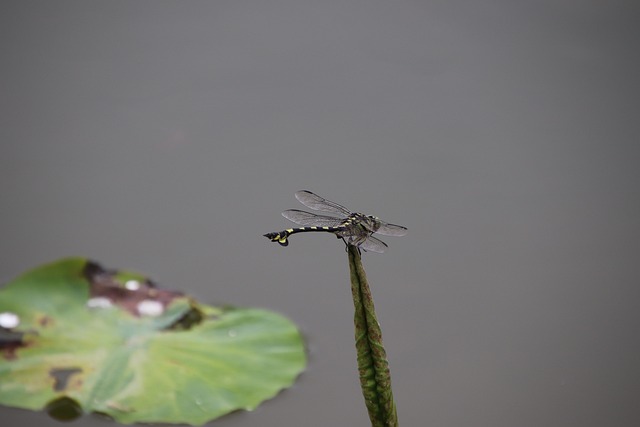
[294, 190, 352, 216]
[375, 222, 408, 236]
[282, 209, 344, 227]
[358, 235, 388, 253]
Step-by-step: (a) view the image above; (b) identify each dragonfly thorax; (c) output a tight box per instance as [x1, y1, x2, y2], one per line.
[346, 213, 382, 233]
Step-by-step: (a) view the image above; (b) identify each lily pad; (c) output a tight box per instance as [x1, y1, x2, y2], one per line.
[0, 258, 306, 425]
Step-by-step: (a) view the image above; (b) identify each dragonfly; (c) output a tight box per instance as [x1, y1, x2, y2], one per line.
[264, 190, 407, 253]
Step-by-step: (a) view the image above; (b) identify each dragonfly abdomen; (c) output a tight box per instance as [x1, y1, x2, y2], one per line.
[264, 226, 346, 246]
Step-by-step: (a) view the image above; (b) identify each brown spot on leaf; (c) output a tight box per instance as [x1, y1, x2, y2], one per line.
[38, 315, 54, 327]
[0, 330, 26, 360]
[83, 260, 185, 317]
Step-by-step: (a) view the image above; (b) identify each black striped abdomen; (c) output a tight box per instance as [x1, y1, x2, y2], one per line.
[264, 226, 345, 246]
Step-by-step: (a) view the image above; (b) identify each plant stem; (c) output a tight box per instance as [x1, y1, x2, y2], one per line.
[347, 245, 398, 427]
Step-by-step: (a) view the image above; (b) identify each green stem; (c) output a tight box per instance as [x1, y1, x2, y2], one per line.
[347, 245, 398, 427]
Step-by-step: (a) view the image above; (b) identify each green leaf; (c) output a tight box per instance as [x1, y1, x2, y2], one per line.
[0, 258, 306, 425]
[347, 246, 398, 427]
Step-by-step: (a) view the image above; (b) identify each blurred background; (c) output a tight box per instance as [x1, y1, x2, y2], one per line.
[1, 1, 639, 426]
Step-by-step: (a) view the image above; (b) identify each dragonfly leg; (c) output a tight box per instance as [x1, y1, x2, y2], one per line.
[339, 237, 349, 252]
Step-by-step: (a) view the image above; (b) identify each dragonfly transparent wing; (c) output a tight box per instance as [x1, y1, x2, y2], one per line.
[294, 190, 352, 216]
[282, 209, 345, 227]
[358, 235, 388, 253]
[374, 222, 408, 237]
